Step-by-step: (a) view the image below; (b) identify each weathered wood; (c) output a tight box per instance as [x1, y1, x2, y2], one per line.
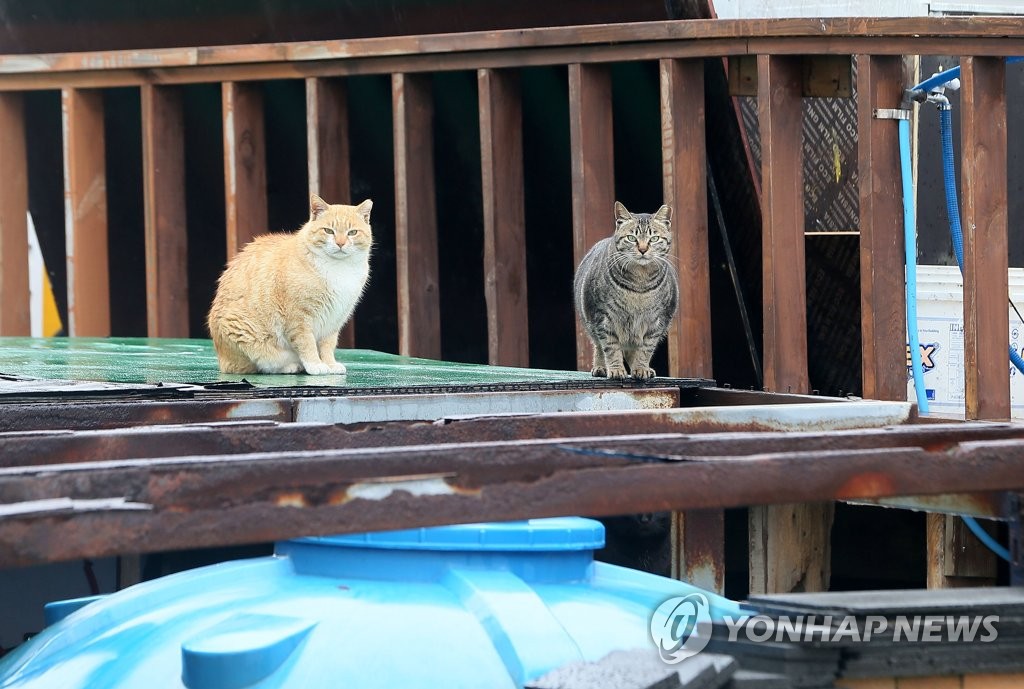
[857, 55, 908, 402]
[927, 513, 997, 589]
[222, 81, 267, 259]
[3, 18, 1024, 79]
[751, 55, 831, 596]
[306, 77, 355, 349]
[393, 73, 441, 359]
[661, 58, 711, 380]
[0, 92, 30, 336]
[961, 56, 1009, 422]
[758, 54, 808, 394]
[62, 88, 110, 337]
[568, 63, 615, 372]
[142, 84, 189, 338]
[479, 68, 529, 367]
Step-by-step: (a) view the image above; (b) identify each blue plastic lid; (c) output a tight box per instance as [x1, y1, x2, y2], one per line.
[294, 517, 605, 551]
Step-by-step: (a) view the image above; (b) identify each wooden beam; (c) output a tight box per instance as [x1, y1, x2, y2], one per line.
[479, 68, 529, 368]
[661, 58, 711, 380]
[660, 58, 722, 593]
[750, 55, 831, 596]
[961, 56, 1009, 422]
[857, 55, 908, 402]
[306, 76, 355, 349]
[62, 88, 110, 337]
[222, 81, 267, 259]
[0, 93, 30, 336]
[142, 84, 189, 338]
[392, 72, 441, 359]
[925, 55, 1008, 592]
[758, 54, 808, 394]
[568, 63, 615, 372]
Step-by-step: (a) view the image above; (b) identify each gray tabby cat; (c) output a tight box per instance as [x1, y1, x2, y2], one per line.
[574, 202, 679, 379]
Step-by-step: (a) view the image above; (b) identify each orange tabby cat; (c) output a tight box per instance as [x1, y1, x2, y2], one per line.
[207, 194, 373, 375]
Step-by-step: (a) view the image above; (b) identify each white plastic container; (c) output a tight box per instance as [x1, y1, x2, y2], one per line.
[907, 265, 1024, 418]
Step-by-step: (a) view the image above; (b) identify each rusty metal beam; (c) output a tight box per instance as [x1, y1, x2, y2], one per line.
[2, 431, 1023, 568]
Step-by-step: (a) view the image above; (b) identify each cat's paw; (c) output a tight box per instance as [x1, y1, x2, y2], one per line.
[327, 361, 347, 375]
[606, 365, 628, 379]
[631, 365, 656, 380]
[591, 366, 608, 377]
[302, 361, 333, 375]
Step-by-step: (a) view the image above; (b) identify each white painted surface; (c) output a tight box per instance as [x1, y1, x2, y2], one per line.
[710, 0, 1023, 17]
[27, 213, 42, 338]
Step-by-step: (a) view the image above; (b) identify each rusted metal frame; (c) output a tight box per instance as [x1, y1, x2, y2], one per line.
[393, 72, 441, 359]
[0, 399, 917, 467]
[4, 38, 1024, 92]
[568, 63, 615, 372]
[4, 437, 1024, 568]
[306, 77, 355, 349]
[857, 55, 908, 402]
[142, 84, 189, 338]
[0, 398, 295, 432]
[222, 81, 268, 259]
[62, 87, 111, 336]
[5, 18, 1024, 77]
[479, 68, 529, 367]
[960, 56, 1010, 422]
[0, 92, 30, 336]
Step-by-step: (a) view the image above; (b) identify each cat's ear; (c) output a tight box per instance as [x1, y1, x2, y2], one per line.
[310, 194, 330, 220]
[614, 201, 631, 225]
[653, 204, 672, 226]
[355, 199, 373, 224]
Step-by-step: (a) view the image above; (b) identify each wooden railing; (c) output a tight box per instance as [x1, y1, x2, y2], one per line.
[0, 17, 1021, 591]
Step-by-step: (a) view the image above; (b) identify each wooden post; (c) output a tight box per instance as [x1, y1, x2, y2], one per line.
[0, 93, 30, 336]
[927, 55, 1008, 590]
[857, 55, 908, 402]
[750, 55, 832, 595]
[660, 58, 723, 593]
[479, 68, 529, 368]
[142, 84, 189, 339]
[222, 81, 267, 259]
[568, 63, 616, 372]
[306, 77, 355, 349]
[62, 88, 110, 337]
[393, 73, 441, 359]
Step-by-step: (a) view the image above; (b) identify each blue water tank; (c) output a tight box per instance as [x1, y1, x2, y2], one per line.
[0, 518, 744, 689]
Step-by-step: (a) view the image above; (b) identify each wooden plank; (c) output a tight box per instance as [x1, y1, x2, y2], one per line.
[0, 92, 30, 336]
[857, 55, 908, 402]
[750, 55, 830, 596]
[141, 84, 189, 338]
[392, 72, 441, 359]
[62, 88, 110, 337]
[478, 68, 529, 368]
[306, 76, 355, 349]
[568, 63, 615, 372]
[661, 58, 721, 592]
[961, 56, 1009, 422]
[222, 81, 267, 259]
[661, 58, 711, 380]
[4, 18, 1024, 78]
[5, 37, 1024, 93]
[758, 54, 808, 394]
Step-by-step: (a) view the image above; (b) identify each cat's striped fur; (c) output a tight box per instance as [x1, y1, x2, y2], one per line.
[574, 202, 678, 379]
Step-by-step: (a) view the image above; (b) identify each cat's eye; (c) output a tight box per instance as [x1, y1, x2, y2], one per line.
[323, 227, 335, 235]
[651, 236, 665, 243]
[347, 229, 359, 237]
[623, 236, 637, 243]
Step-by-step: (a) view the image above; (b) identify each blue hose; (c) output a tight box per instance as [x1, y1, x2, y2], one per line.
[910, 56, 1024, 95]
[900, 118, 930, 415]
[962, 514, 1013, 563]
